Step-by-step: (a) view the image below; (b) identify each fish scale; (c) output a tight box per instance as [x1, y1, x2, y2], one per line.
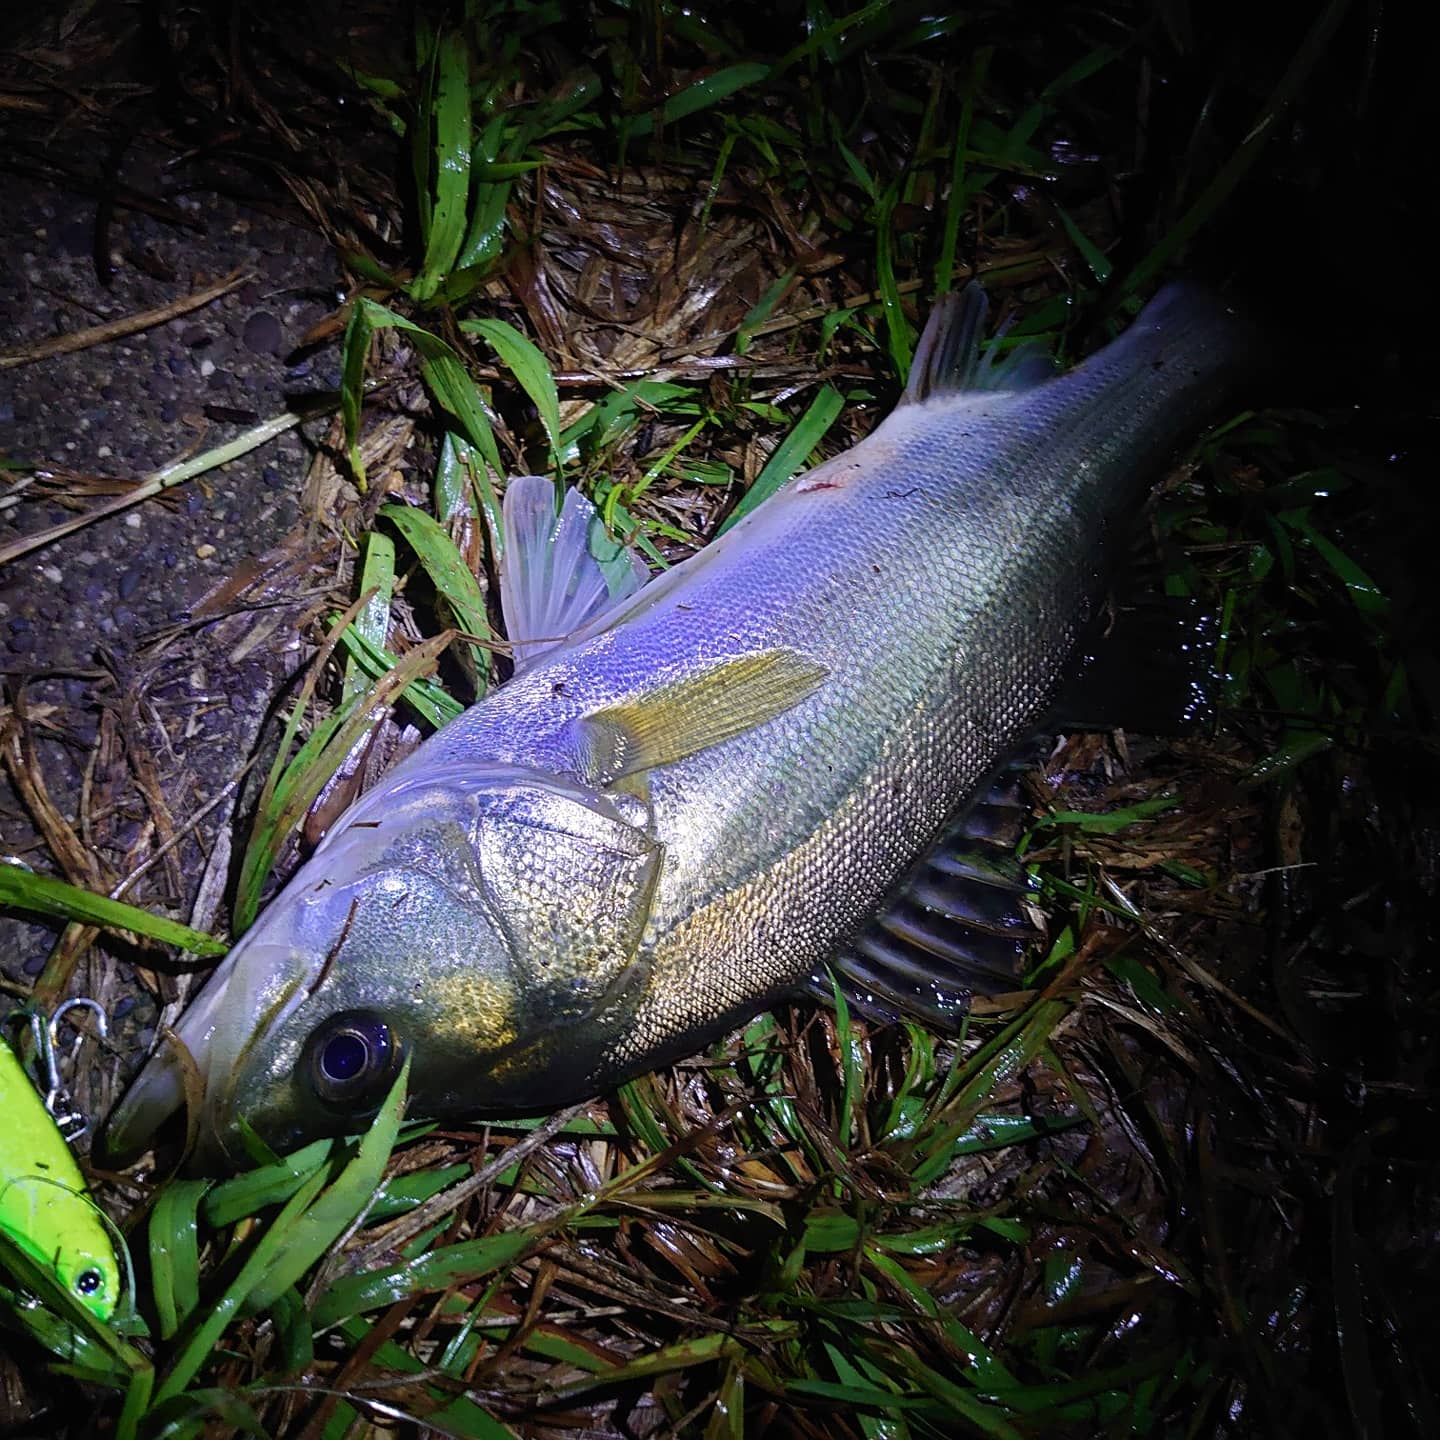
[420, 288, 1239, 1077]
[106, 284, 1243, 1167]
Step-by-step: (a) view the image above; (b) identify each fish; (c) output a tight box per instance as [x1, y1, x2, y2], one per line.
[1, 1022, 119, 1320]
[106, 283, 1244, 1169]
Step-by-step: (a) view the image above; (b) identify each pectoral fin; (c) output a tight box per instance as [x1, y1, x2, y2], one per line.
[565, 649, 828, 784]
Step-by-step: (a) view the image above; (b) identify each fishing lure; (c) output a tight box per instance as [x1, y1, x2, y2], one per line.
[0, 1003, 119, 1321]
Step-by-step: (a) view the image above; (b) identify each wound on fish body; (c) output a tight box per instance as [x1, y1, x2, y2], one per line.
[105, 281, 1248, 1171]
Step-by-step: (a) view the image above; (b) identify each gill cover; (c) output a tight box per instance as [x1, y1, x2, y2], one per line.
[466, 774, 662, 1001]
[105, 763, 663, 1164]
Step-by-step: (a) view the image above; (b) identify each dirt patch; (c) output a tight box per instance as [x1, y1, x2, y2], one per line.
[0, 145, 342, 1068]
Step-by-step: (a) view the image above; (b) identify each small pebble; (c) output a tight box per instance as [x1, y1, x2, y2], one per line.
[195, 543, 216, 559]
[118, 565, 143, 600]
[58, 216, 92, 257]
[181, 325, 210, 348]
[242, 310, 283, 355]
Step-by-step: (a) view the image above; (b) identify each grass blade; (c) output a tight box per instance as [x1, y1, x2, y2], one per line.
[459, 317, 562, 473]
[0, 865, 226, 956]
[343, 300, 504, 488]
[719, 383, 843, 534]
[934, 47, 991, 296]
[410, 32, 473, 302]
[312, 1226, 541, 1329]
[334, 625, 465, 729]
[149, 1179, 209, 1341]
[202, 1139, 335, 1228]
[342, 530, 395, 705]
[1116, 0, 1352, 303]
[381, 502, 494, 693]
[243, 1061, 409, 1314]
[234, 622, 452, 932]
[621, 61, 771, 141]
[874, 187, 912, 378]
[154, 1166, 331, 1404]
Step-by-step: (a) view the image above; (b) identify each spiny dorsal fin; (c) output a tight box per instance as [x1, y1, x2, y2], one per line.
[499, 476, 650, 674]
[903, 284, 1055, 405]
[563, 649, 828, 785]
[809, 766, 1043, 1030]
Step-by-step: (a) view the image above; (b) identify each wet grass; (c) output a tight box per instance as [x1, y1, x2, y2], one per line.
[0, 1, 1430, 1436]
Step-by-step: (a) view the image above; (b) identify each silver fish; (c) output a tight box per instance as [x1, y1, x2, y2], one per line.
[107, 284, 1243, 1167]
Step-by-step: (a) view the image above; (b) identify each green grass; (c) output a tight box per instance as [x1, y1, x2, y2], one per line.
[0, 2, 1424, 1436]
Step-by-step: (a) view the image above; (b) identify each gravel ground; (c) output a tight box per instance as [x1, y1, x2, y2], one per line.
[0, 145, 341, 1037]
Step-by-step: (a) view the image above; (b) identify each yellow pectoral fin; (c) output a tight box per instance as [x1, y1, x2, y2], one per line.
[573, 648, 828, 783]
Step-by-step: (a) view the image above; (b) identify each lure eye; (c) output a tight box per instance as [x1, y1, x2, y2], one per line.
[304, 1010, 402, 1110]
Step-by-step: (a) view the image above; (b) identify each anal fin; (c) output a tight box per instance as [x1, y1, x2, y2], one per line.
[810, 765, 1042, 1031]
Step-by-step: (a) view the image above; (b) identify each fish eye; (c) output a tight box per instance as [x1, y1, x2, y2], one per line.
[304, 1010, 402, 1110]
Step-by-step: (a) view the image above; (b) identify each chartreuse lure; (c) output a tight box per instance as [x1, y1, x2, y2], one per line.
[0, 1016, 119, 1321]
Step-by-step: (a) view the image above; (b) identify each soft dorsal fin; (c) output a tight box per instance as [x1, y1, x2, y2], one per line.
[561, 649, 828, 785]
[809, 765, 1042, 1029]
[903, 284, 1055, 404]
[499, 476, 650, 674]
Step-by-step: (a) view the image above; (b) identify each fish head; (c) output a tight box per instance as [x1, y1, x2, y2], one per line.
[106, 763, 661, 1169]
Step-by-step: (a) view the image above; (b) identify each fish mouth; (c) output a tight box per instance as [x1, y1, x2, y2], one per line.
[103, 937, 312, 1167]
